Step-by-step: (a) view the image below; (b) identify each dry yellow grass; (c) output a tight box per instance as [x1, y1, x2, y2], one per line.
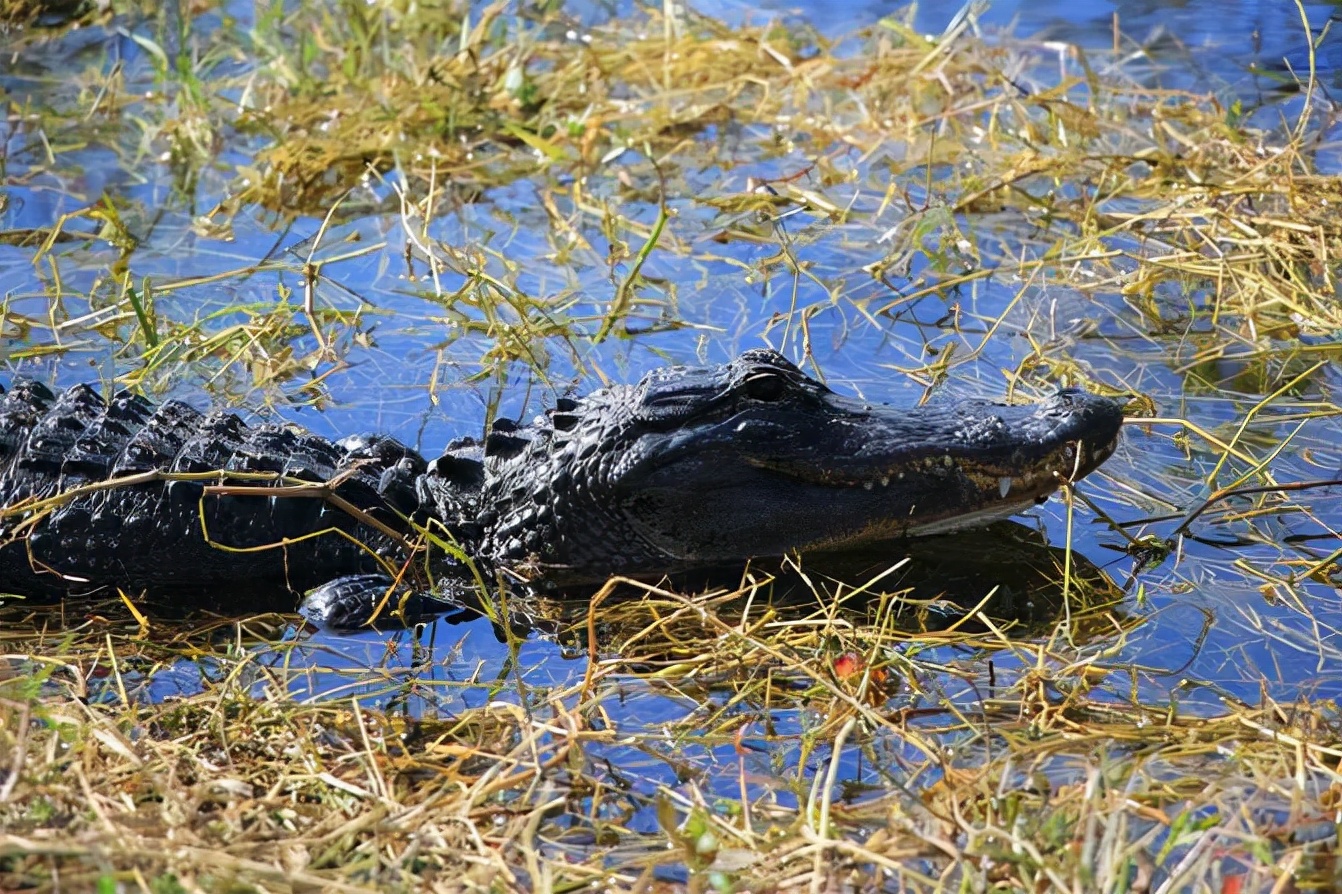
[5, 0, 1342, 891]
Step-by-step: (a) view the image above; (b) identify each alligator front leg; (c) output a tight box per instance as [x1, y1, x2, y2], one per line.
[299, 574, 479, 628]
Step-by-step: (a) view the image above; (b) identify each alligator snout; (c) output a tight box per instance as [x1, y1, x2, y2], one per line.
[1036, 388, 1126, 477]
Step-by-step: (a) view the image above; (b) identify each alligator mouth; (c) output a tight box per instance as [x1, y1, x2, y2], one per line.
[760, 434, 1121, 547]
[754, 434, 1120, 494]
[740, 389, 1125, 541]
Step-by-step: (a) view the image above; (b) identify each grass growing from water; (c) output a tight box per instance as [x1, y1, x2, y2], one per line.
[2, 570, 1340, 892]
[4, 0, 1342, 891]
[7, 0, 1342, 391]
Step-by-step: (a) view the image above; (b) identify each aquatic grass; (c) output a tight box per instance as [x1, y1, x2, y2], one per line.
[4, 574, 1342, 892]
[9, 0, 1342, 391]
[5, 0, 1342, 891]
[0, 0, 101, 43]
[233, 1, 831, 216]
[364, 4, 1342, 366]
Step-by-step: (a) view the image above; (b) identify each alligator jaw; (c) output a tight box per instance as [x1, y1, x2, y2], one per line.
[796, 427, 1125, 544]
[726, 385, 1126, 550]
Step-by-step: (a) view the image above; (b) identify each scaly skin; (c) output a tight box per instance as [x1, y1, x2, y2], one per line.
[417, 349, 1125, 586]
[0, 351, 1125, 624]
[0, 380, 424, 600]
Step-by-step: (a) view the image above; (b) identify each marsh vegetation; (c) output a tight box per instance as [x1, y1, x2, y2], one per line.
[3, 0, 1342, 891]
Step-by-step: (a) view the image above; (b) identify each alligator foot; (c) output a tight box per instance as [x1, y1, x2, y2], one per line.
[300, 574, 481, 629]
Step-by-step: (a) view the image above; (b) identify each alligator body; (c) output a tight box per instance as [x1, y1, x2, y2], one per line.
[0, 350, 1125, 625]
[0, 379, 423, 600]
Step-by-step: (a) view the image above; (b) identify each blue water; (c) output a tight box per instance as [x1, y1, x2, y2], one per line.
[4, 0, 1342, 843]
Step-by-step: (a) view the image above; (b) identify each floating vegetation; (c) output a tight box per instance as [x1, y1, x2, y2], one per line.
[4, 0, 1342, 891]
[1, 573, 1338, 892]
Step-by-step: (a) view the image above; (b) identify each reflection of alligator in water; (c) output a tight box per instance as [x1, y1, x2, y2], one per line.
[554, 520, 1129, 667]
[0, 350, 1124, 626]
[0, 522, 1126, 717]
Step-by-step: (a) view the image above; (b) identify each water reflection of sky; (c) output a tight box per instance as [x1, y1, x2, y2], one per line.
[729, 0, 1339, 70]
[4, 0, 1342, 825]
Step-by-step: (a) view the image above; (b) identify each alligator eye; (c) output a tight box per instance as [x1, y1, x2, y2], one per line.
[744, 373, 787, 402]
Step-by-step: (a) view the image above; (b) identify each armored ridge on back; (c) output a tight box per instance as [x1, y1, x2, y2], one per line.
[0, 350, 1125, 626]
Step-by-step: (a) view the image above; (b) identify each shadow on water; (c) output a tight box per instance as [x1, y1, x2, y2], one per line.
[0, 520, 1126, 709]
[548, 520, 1127, 657]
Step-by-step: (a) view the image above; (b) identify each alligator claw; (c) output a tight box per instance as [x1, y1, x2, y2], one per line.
[300, 574, 464, 629]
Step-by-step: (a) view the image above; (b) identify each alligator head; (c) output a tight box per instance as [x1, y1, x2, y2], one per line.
[423, 349, 1125, 587]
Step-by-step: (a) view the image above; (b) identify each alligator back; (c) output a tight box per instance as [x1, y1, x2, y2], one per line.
[0, 381, 427, 603]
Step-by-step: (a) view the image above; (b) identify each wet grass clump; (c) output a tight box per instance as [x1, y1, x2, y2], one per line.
[4, 0, 1342, 891]
[3, 575, 1341, 892]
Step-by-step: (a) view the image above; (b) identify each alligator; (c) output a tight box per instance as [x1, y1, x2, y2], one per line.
[0, 349, 1125, 626]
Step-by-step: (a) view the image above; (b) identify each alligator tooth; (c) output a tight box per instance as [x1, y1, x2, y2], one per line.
[880, 476, 890, 487]
[998, 476, 1012, 498]
[863, 480, 874, 491]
